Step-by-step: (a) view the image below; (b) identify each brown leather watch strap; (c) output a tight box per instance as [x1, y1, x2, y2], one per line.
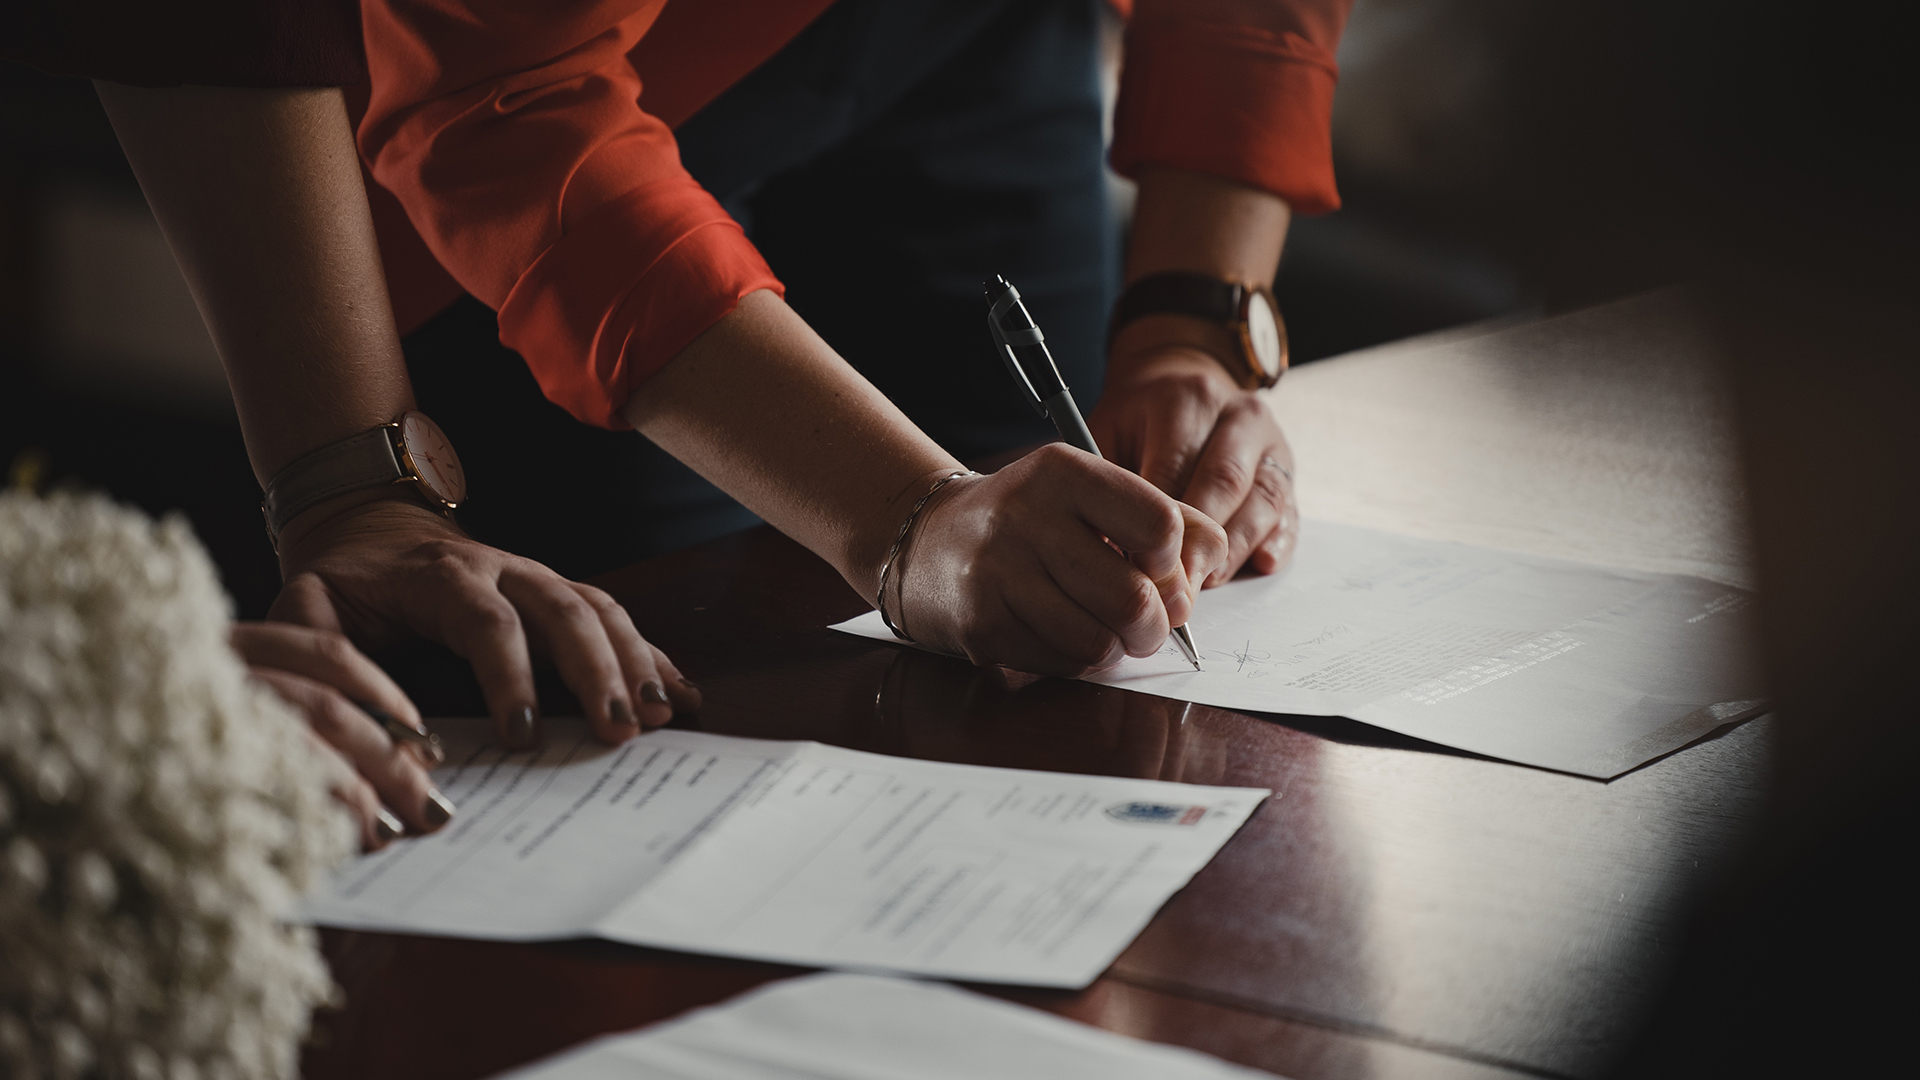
[1111, 271, 1272, 388]
[1112, 271, 1244, 330]
[261, 426, 403, 540]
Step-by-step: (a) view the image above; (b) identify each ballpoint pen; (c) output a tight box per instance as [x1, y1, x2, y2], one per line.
[984, 274, 1203, 671]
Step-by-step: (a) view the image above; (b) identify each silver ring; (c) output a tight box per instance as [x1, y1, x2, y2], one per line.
[1260, 455, 1293, 483]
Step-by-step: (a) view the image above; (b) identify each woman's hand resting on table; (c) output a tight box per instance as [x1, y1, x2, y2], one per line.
[886, 443, 1229, 676]
[1094, 166, 1301, 585]
[1090, 342, 1299, 586]
[233, 620, 448, 850]
[268, 496, 700, 752]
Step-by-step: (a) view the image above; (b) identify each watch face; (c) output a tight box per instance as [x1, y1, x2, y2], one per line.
[1245, 290, 1286, 381]
[397, 411, 466, 508]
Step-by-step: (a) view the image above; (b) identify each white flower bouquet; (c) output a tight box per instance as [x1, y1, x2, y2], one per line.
[1, 491, 354, 1080]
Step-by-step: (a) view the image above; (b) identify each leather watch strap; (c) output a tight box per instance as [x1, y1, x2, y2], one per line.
[261, 426, 403, 540]
[1112, 271, 1243, 331]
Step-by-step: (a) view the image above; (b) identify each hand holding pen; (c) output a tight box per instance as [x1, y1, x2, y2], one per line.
[984, 275, 1210, 671]
[885, 443, 1225, 674]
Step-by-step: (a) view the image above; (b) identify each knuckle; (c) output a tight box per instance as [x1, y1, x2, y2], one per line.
[1035, 440, 1079, 464]
[1148, 451, 1192, 492]
[547, 589, 596, 624]
[599, 601, 640, 636]
[1201, 517, 1232, 554]
[417, 537, 473, 565]
[1230, 509, 1267, 543]
[1195, 453, 1253, 493]
[576, 584, 621, 614]
[421, 550, 474, 586]
[1251, 464, 1288, 503]
[464, 600, 521, 636]
[1148, 498, 1184, 543]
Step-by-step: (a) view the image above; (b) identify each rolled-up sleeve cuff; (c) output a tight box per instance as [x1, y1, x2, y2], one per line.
[497, 179, 784, 430]
[1110, 21, 1342, 215]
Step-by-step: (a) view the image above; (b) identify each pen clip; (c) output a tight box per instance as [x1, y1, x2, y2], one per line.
[987, 280, 1048, 417]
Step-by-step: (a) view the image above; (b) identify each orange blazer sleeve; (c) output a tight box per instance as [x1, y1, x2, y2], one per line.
[357, 0, 782, 429]
[1111, 0, 1352, 215]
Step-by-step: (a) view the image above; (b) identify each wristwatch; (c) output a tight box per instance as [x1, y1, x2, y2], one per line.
[261, 410, 466, 545]
[1111, 271, 1289, 389]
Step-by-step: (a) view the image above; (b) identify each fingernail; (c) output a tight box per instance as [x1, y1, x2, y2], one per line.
[374, 807, 404, 842]
[504, 705, 540, 750]
[639, 682, 669, 707]
[678, 678, 700, 692]
[610, 697, 637, 729]
[423, 788, 456, 827]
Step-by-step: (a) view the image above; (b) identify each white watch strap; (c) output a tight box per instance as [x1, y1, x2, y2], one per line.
[261, 426, 404, 540]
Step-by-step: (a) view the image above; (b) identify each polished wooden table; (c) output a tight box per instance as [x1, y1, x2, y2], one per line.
[307, 293, 1767, 1080]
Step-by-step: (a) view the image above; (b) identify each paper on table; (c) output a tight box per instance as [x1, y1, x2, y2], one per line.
[833, 521, 1765, 778]
[302, 721, 1267, 988]
[495, 972, 1277, 1080]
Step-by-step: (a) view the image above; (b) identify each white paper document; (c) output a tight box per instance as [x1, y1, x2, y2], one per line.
[497, 972, 1276, 1080]
[302, 722, 1266, 987]
[833, 521, 1765, 778]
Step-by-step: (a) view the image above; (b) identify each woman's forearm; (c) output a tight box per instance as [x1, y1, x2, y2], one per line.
[1114, 166, 1292, 370]
[95, 82, 414, 488]
[621, 290, 964, 601]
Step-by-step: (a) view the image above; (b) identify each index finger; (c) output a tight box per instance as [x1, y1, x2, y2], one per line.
[1173, 503, 1229, 617]
[232, 621, 422, 733]
[1056, 451, 1189, 585]
[1177, 406, 1260, 522]
[1066, 456, 1223, 622]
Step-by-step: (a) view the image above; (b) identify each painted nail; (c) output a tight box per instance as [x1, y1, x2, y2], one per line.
[610, 697, 637, 729]
[504, 705, 540, 750]
[374, 807, 404, 843]
[639, 682, 669, 706]
[677, 678, 700, 691]
[423, 788, 456, 827]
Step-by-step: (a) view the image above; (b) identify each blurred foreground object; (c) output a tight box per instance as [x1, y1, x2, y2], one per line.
[0, 491, 353, 1079]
